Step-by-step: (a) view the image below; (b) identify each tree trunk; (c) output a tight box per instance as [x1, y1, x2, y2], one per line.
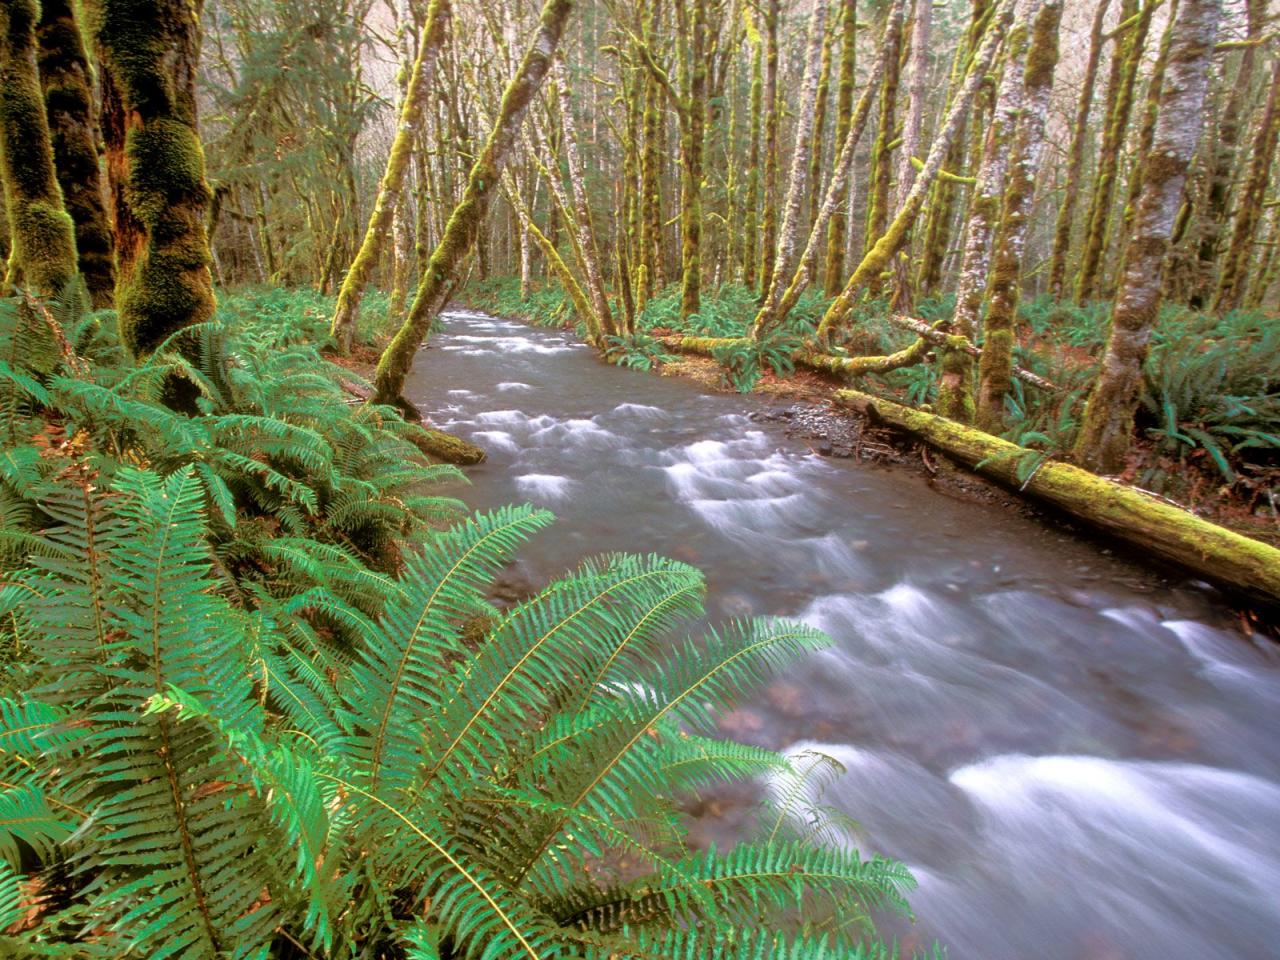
[330, 0, 450, 353]
[975, 0, 1062, 429]
[816, 0, 1016, 345]
[889, 0, 932, 313]
[823, 0, 857, 295]
[1213, 55, 1280, 313]
[1074, 0, 1220, 473]
[807, 16, 835, 235]
[34, 0, 114, 307]
[756, 0, 779, 299]
[750, 0, 828, 335]
[555, 56, 616, 338]
[373, 0, 573, 411]
[861, 2, 905, 297]
[0, 0, 77, 299]
[742, 32, 763, 288]
[916, 0, 990, 296]
[753, 0, 897, 339]
[85, 0, 215, 362]
[1188, 0, 1265, 308]
[1075, 0, 1151, 303]
[1046, 0, 1110, 300]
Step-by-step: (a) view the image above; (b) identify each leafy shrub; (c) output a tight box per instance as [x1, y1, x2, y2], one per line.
[0, 467, 924, 959]
[604, 332, 675, 371]
[0, 287, 925, 958]
[1140, 309, 1280, 488]
[712, 332, 803, 393]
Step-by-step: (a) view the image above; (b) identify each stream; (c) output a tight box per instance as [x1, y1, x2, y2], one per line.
[407, 310, 1280, 960]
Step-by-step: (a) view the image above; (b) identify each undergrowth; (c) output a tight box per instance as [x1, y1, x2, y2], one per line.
[0, 285, 926, 958]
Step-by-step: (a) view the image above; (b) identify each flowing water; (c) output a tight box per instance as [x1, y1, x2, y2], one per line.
[407, 310, 1280, 960]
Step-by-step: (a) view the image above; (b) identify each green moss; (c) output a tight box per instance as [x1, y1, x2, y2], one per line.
[86, 0, 217, 359]
[125, 120, 209, 223]
[0, 0, 78, 298]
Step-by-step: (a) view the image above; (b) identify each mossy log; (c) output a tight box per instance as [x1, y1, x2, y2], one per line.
[656, 320, 1053, 388]
[411, 427, 486, 465]
[833, 387, 1280, 604]
[654, 334, 930, 378]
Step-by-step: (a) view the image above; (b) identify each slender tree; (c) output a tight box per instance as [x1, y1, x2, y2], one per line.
[757, 0, 780, 298]
[823, 0, 857, 295]
[331, 0, 450, 352]
[975, 0, 1062, 429]
[816, 0, 1016, 343]
[374, 0, 573, 411]
[889, 0, 932, 313]
[1188, 0, 1265, 307]
[1046, 0, 1111, 300]
[751, 0, 829, 334]
[1213, 56, 1280, 313]
[1075, 0, 1152, 303]
[554, 55, 617, 338]
[1075, 0, 1221, 472]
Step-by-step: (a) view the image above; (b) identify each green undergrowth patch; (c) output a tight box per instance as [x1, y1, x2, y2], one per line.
[0, 282, 927, 957]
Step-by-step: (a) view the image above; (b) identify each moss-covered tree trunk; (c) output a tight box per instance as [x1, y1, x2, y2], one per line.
[807, 18, 834, 235]
[916, 0, 989, 296]
[0, 0, 78, 298]
[888, 0, 932, 313]
[950, 0, 1033, 346]
[1046, 0, 1110, 300]
[835, 387, 1280, 604]
[742, 33, 762, 288]
[84, 0, 215, 359]
[861, 3, 904, 298]
[373, 0, 573, 411]
[1075, 0, 1151, 303]
[1187, 0, 1264, 309]
[638, 0, 663, 298]
[822, 0, 857, 295]
[816, 0, 1014, 346]
[1115, 0, 1176, 257]
[676, 0, 707, 319]
[330, 0, 449, 353]
[1074, 0, 1220, 473]
[555, 56, 617, 338]
[34, 0, 113, 307]
[1213, 55, 1280, 313]
[975, 0, 1062, 430]
[756, 0, 779, 299]
[749, 0, 828, 337]
[754, 0, 896, 338]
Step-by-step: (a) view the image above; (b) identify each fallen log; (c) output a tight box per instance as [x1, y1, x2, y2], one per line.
[655, 334, 929, 378]
[833, 387, 1280, 604]
[655, 328, 1053, 390]
[411, 427, 487, 465]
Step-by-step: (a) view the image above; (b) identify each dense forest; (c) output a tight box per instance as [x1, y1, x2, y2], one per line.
[0, 0, 1277, 956]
